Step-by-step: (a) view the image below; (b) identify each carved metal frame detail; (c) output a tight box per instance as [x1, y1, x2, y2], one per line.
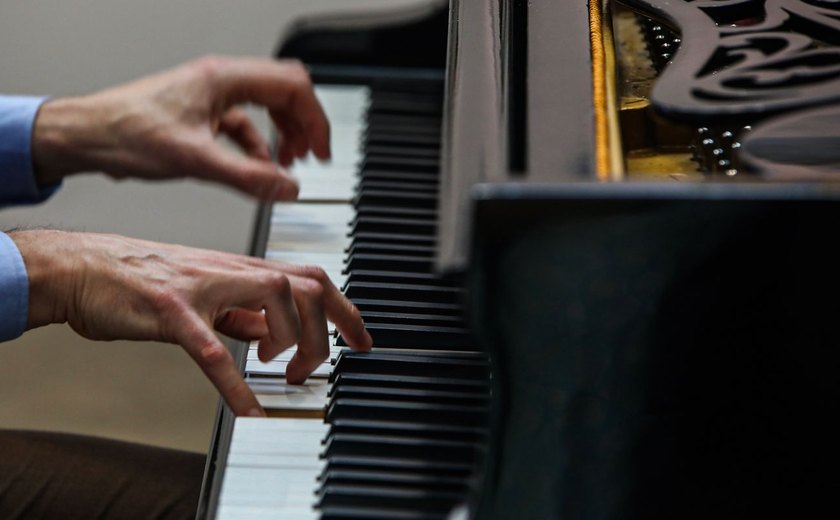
[620, 0, 840, 125]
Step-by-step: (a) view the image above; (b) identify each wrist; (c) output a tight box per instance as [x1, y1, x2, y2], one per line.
[32, 97, 103, 185]
[8, 230, 74, 329]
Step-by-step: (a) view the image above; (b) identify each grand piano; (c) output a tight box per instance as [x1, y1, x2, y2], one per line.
[199, 0, 840, 518]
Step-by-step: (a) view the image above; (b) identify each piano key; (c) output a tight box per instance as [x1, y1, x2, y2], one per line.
[329, 372, 489, 394]
[208, 76, 491, 519]
[321, 433, 482, 464]
[314, 85, 370, 125]
[246, 359, 332, 377]
[329, 352, 488, 382]
[327, 385, 488, 407]
[357, 171, 439, 186]
[355, 189, 439, 210]
[246, 345, 343, 363]
[315, 483, 465, 514]
[319, 469, 469, 493]
[325, 420, 486, 444]
[250, 380, 330, 411]
[217, 418, 328, 519]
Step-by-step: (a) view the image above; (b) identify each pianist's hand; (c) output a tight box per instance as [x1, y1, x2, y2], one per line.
[32, 55, 329, 201]
[9, 229, 372, 417]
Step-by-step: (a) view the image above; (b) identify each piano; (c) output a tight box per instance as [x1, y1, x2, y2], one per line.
[198, 0, 840, 518]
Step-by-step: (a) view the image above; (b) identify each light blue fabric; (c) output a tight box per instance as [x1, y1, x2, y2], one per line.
[1, 95, 57, 341]
[0, 95, 59, 205]
[0, 231, 28, 341]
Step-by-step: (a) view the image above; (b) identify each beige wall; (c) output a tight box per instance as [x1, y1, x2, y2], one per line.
[0, 0, 425, 453]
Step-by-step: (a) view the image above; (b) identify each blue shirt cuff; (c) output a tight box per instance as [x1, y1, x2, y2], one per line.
[0, 232, 29, 342]
[0, 95, 62, 205]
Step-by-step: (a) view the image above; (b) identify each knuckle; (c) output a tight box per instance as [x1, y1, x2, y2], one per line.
[280, 59, 312, 87]
[149, 288, 183, 315]
[299, 265, 330, 286]
[193, 54, 228, 83]
[265, 272, 291, 296]
[298, 277, 325, 305]
[199, 343, 233, 367]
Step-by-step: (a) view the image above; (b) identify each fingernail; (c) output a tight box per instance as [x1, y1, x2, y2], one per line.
[247, 407, 266, 417]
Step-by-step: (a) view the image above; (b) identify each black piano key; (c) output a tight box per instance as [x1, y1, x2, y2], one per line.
[350, 232, 435, 245]
[319, 469, 469, 493]
[356, 179, 438, 193]
[321, 433, 482, 463]
[348, 216, 435, 236]
[364, 145, 441, 160]
[346, 242, 436, 257]
[368, 97, 442, 115]
[357, 169, 439, 184]
[361, 155, 440, 173]
[336, 323, 474, 350]
[367, 113, 442, 130]
[351, 298, 463, 315]
[342, 270, 452, 284]
[327, 385, 488, 407]
[330, 372, 489, 394]
[343, 282, 461, 304]
[317, 485, 462, 516]
[326, 418, 487, 443]
[364, 132, 442, 149]
[329, 352, 489, 382]
[353, 206, 438, 220]
[323, 455, 474, 478]
[354, 189, 438, 210]
[324, 399, 487, 427]
[319, 505, 443, 520]
[343, 253, 433, 273]
[358, 310, 465, 329]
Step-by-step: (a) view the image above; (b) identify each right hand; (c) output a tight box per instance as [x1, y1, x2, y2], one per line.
[10, 229, 372, 417]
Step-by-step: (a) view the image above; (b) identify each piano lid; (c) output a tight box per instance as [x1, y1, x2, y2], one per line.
[437, 0, 598, 273]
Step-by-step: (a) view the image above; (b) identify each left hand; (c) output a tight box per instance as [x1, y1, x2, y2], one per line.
[32, 55, 329, 201]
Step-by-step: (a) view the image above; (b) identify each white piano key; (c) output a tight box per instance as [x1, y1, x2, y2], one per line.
[253, 381, 330, 411]
[217, 418, 328, 520]
[296, 176, 356, 202]
[229, 417, 326, 435]
[296, 123, 363, 164]
[246, 345, 343, 362]
[314, 84, 369, 125]
[245, 359, 332, 378]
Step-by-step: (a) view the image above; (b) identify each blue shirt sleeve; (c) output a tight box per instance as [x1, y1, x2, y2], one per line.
[0, 95, 61, 205]
[0, 232, 29, 342]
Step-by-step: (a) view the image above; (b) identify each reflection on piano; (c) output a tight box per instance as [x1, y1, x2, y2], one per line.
[199, 0, 840, 518]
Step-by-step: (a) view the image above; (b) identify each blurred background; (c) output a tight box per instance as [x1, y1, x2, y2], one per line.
[0, 0, 419, 453]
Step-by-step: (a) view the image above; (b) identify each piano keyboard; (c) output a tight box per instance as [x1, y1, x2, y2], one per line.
[215, 82, 489, 518]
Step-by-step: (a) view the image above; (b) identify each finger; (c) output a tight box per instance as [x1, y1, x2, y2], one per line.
[214, 58, 331, 161]
[177, 311, 264, 417]
[215, 308, 268, 340]
[257, 272, 303, 362]
[209, 269, 302, 358]
[285, 278, 330, 385]
[269, 109, 309, 161]
[197, 143, 299, 201]
[289, 267, 372, 351]
[274, 117, 297, 167]
[219, 107, 271, 160]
